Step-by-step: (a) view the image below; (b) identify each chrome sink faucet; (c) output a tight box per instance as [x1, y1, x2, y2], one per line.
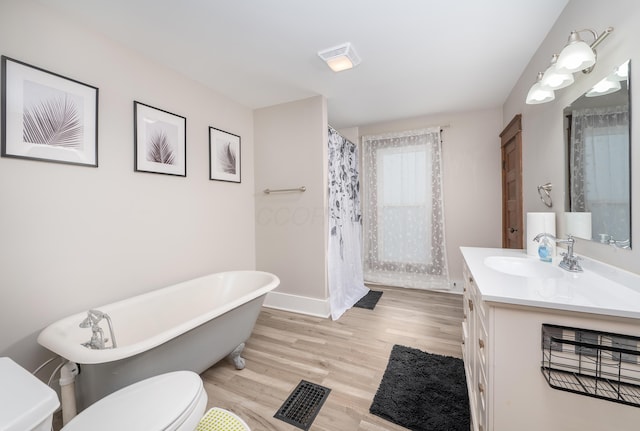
[79, 309, 117, 349]
[533, 233, 583, 272]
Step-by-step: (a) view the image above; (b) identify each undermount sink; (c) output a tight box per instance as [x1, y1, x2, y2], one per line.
[484, 256, 563, 279]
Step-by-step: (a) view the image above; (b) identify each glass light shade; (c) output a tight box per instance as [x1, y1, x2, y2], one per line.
[526, 72, 555, 104]
[526, 82, 555, 104]
[556, 36, 596, 73]
[540, 63, 574, 90]
[326, 55, 354, 72]
[585, 77, 621, 97]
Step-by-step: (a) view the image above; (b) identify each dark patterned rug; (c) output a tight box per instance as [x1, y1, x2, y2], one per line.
[353, 290, 383, 309]
[370, 345, 470, 431]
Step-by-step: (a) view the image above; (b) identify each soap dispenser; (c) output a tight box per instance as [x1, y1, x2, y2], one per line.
[538, 234, 553, 262]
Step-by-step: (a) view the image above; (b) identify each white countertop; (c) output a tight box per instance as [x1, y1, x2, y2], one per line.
[460, 246, 640, 319]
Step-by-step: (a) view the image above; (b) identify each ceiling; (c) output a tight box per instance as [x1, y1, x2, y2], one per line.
[37, 0, 568, 129]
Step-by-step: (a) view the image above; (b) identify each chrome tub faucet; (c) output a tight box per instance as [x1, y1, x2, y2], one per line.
[80, 309, 117, 349]
[533, 233, 583, 272]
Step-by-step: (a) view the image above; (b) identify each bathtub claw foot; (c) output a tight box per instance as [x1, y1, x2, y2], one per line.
[228, 343, 246, 370]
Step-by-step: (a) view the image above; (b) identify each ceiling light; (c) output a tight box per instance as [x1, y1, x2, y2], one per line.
[318, 43, 361, 72]
[540, 54, 574, 90]
[526, 72, 555, 104]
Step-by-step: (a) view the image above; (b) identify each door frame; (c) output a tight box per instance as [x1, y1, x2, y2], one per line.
[500, 114, 523, 248]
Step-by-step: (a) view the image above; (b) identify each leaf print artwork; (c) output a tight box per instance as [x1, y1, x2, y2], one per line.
[216, 139, 237, 174]
[146, 130, 176, 165]
[209, 127, 241, 182]
[22, 80, 84, 148]
[139, 113, 182, 172]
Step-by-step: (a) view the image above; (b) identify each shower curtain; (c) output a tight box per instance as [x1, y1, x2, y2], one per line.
[328, 126, 369, 320]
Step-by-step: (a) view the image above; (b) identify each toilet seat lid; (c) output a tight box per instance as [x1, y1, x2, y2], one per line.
[63, 370, 204, 431]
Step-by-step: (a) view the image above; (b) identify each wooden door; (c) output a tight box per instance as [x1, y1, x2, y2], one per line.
[500, 115, 523, 249]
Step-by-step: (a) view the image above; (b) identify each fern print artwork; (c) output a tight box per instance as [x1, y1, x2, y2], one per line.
[216, 139, 237, 174]
[22, 80, 84, 149]
[145, 120, 178, 166]
[209, 127, 240, 182]
[147, 130, 176, 165]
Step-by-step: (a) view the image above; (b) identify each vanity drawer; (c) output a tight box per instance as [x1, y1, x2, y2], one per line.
[476, 313, 488, 366]
[464, 264, 487, 320]
[462, 320, 471, 364]
[476, 363, 488, 431]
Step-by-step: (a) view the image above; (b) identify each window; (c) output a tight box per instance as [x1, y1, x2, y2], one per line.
[362, 128, 448, 289]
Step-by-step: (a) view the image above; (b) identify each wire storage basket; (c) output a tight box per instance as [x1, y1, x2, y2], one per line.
[541, 324, 640, 407]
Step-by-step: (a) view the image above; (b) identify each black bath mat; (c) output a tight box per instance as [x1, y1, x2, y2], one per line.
[354, 290, 383, 309]
[274, 380, 331, 430]
[370, 345, 470, 431]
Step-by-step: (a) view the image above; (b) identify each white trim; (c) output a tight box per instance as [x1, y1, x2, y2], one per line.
[262, 291, 331, 318]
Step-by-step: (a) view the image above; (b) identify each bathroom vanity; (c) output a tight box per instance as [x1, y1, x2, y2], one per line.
[461, 247, 640, 431]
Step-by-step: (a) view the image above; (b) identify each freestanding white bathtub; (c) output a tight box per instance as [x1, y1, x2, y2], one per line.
[38, 270, 279, 409]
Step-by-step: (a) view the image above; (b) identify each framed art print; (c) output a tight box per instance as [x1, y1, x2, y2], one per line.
[1, 56, 98, 167]
[134, 101, 186, 176]
[209, 127, 240, 183]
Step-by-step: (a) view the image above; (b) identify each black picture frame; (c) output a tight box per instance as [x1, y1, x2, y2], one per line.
[209, 127, 241, 183]
[1, 56, 99, 167]
[134, 101, 186, 177]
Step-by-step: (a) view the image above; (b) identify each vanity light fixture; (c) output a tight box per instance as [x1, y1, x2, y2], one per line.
[526, 72, 555, 104]
[318, 42, 361, 72]
[525, 26, 613, 104]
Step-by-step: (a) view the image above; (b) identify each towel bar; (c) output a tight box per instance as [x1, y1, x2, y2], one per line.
[263, 186, 306, 194]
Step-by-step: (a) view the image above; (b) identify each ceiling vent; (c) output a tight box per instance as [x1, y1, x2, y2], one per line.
[318, 43, 361, 72]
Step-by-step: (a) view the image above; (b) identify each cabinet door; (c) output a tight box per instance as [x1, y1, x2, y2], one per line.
[464, 261, 491, 431]
[463, 263, 480, 430]
[475, 310, 489, 431]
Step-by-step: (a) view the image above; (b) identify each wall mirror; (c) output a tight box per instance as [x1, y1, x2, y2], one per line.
[564, 59, 631, 248]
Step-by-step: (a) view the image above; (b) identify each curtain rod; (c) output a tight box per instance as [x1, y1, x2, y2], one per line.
[362, 125, 450, 142]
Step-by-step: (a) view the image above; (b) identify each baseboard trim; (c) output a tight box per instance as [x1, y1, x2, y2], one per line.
[263, 291, 331, 318]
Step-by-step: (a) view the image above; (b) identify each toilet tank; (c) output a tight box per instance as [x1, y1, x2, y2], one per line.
[0, 357, 60, 431]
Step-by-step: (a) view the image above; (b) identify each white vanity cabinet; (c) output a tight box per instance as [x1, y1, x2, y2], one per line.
[461, 248, 640, 430]
[462, 261, 489, 431]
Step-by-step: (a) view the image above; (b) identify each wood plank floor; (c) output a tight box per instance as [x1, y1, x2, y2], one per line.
[201, 285, 464, 430]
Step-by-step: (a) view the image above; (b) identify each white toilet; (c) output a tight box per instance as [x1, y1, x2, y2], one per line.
[0, 357, 207, 431]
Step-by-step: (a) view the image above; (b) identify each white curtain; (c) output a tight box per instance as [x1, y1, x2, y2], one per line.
[327, 126, 368, 320]
[362, 127, 449, 290]
[570, 105, 630, 242]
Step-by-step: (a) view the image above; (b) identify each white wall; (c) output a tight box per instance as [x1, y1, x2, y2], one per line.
[254, 96, 330, 315]
[503, 0, 640, 274]
[358, 108, 504, 283]
[0, 0, 256, 370]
